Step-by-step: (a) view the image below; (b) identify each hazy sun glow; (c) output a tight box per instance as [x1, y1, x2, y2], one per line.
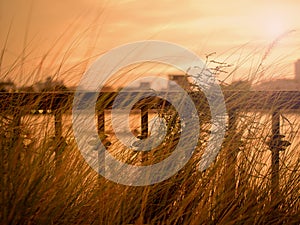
[258, 8, 290, 40]
[265, 17, 286, 38]
[1, 0, 300, 85]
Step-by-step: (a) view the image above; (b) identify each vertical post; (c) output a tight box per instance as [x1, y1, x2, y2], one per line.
[97, 107, 113, 223]
[271, 111, 280, 204]
[97, 109, 105, 136]
[224, 109, 238, 202]
[140, 105, 148, 163]
[141, 106, 148, 138]
[97, 108, 105, 174]
[139, 105, 149, 224]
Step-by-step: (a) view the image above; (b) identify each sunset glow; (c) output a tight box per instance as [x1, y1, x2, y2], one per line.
[1, 0, 300, 85]
[257, 7, 291, 40]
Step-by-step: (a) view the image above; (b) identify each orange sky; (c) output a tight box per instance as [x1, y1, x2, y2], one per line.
[1, 0, 300, 86]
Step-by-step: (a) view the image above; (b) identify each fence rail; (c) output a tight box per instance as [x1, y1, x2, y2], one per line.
[1, 90, 300, 111]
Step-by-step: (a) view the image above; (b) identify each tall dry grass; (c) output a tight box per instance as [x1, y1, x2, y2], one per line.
[1, 97, 300, 224]
[1, 26, 300, 225]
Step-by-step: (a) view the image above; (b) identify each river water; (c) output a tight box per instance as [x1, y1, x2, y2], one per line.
[21, 110, 300, 176]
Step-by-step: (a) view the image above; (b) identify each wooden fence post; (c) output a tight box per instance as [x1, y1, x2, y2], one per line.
[270, 110, 280, 206]
[140, 105, 148, 163]
[225, 109, 238, 194]
[222, 109, 239, 210]
[97, 109, 105, 137]
[97, 108, 106, 174]
[97, 108, 105, 224]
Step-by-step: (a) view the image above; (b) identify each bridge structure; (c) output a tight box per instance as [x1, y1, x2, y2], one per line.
[0, 90, 300, 205]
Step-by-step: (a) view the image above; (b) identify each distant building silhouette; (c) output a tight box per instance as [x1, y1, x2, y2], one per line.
[168, 74, 191, 91]
[139, 82, 151, 90]
[0, 80, 16, 92]
[254, 59, 300, 91]
[295, 59, 300, 81]
[35, 77, 68, 92]
[223, 80, 252, 91]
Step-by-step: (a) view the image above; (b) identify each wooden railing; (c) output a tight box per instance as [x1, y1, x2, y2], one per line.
[1, 90, 300, 204]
